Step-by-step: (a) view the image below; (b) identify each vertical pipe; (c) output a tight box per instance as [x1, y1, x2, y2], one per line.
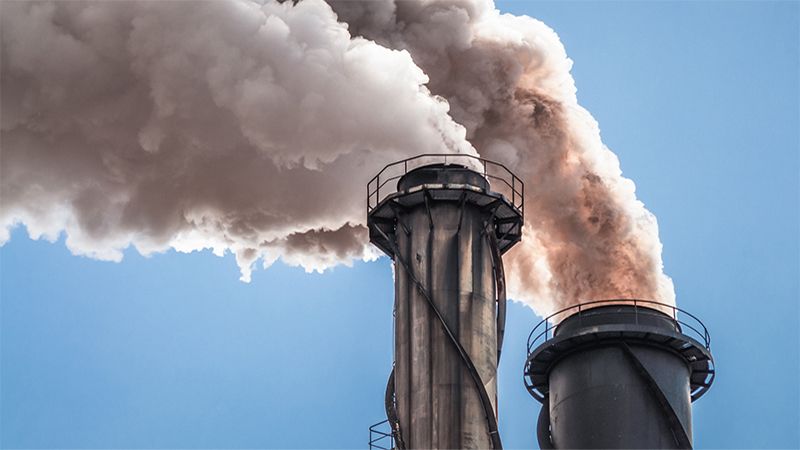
[408, 210, 432, 449]
[394, 197, 498, 449]
[394, 214, 411, 447]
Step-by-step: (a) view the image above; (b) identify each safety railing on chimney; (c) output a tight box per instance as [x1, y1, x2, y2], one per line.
[368, 419, 395, 450]
[366, 154, 524, 218]
[526, 299, 712, 355]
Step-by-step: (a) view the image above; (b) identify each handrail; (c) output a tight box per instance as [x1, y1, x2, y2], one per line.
[369, 419, 394, 450]
[526, 299, 712, 355]
[367, 154, 524, 218]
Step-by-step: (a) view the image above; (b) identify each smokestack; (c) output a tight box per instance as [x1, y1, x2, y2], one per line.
[367, 154, 523, 449]
[524, 302, 715, 449]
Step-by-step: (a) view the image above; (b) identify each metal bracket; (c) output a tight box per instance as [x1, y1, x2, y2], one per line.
[481, 203, 502, 237]
[456, 192, 467, 233]
[423, 190, 434, 230]
[389, 202, 411, 236]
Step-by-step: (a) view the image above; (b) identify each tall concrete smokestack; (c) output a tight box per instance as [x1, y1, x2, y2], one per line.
[524, 301, 715, 449]
[367, 154, 523, 449]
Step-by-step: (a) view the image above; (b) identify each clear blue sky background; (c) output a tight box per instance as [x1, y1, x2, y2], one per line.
[1, 1, 798, 449]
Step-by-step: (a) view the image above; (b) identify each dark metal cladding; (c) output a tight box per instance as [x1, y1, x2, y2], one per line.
[396, 163, 490, 191]
[394, 189, 497, 449]
[367, 156, 524, 450]
[525, 304, 715, 450]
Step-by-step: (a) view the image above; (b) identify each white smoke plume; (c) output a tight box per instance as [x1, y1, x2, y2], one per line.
[0, 0, 475, 281]
[1, 0, 674, 315]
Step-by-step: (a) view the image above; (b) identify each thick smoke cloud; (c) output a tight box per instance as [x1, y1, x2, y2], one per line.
[0, 0, 474, 281]
[330, 0, 675, 313]
[1, 0, 674, 315]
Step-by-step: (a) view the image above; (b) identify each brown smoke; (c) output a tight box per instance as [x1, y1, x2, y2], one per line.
[329, 0, 675, 314]
[1, 0, 674, 315]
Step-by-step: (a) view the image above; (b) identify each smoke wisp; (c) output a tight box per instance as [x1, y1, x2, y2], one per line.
[1, 0, 674, 315]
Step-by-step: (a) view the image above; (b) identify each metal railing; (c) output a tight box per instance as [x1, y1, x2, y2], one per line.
[526, 299, 711, 355]
[367, 154, 524, 217]
[368, 419, 394, 450]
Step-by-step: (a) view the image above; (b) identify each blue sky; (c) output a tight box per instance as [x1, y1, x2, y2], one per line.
[1, 1, 798, 449]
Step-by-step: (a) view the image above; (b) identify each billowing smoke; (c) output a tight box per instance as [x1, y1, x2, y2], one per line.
[0, 0, 474, 281]
[330, 0, 675, 313]
[1, 0, 674, 315]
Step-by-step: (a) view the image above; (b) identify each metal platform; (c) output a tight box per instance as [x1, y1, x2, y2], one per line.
[367, 154, 524, 256]
[523, 299, 715, 403]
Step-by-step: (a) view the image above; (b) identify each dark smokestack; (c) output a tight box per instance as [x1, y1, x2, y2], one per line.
[367, 154, 523, 449]
[524, 301, 715, 449]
